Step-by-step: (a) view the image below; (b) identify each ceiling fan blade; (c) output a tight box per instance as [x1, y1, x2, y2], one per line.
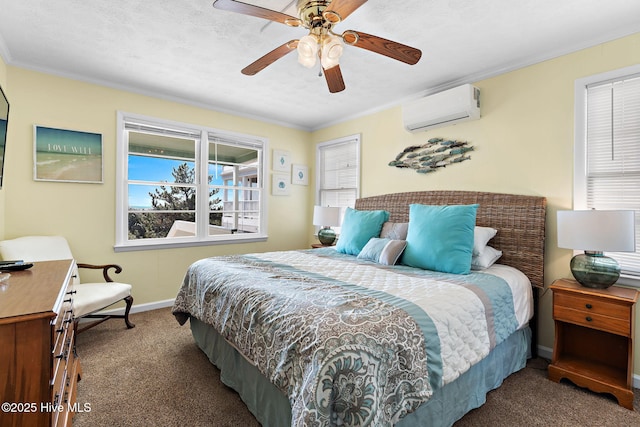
[325, 0, 368, 21]
[213, 0, 301, 26]
[343, 30, 422, 65]
[323, 65, 346, 93]
[241, 40, 298, 76]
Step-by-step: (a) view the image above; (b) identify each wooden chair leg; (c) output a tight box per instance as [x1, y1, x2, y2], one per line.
[123, 295, 135, 329]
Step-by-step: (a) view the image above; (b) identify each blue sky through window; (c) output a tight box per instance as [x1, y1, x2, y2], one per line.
[128, 155, 224, 209]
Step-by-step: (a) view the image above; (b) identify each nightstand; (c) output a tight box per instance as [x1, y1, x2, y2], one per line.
[548, 278, 638, 409]
[311, 243, 334, 249]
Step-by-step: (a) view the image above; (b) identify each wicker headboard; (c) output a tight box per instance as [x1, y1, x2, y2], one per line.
[355, 191, 547, 288]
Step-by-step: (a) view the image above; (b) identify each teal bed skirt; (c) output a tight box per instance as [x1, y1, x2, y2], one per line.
[190, 317, 531, 427]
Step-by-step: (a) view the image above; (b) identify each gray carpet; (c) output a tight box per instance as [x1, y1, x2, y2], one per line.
[73, 308, 640, 426]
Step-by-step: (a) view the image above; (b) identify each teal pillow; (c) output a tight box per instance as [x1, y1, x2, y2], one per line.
[402, 204, 479, 274]
[336, 208, 390, 256]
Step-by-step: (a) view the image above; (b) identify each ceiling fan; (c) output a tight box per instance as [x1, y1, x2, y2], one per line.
[212, 0, 422, 93]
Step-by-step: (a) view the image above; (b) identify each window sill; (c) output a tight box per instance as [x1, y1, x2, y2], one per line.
[617, 274, 640, 289]
[114, 235, 268, 252]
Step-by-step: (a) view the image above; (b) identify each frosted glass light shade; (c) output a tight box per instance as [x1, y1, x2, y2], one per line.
[297, 35, 318, 68]
[321, 35, 343, 69]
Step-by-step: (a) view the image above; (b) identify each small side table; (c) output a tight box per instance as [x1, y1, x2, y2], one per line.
[311, 243, 334, 249]
[548, 278, 638, 409]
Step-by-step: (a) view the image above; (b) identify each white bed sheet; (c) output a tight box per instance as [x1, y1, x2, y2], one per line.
[482, 263, 533, 329]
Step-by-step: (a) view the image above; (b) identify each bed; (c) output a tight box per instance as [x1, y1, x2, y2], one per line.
[173, 190, 546, 427]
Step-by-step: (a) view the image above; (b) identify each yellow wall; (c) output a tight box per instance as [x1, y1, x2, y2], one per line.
[2, 67, 313, 306]
[311, 32, 640, 373]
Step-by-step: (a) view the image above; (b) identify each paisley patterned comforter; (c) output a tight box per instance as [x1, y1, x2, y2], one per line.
[172, 248, 529, 427]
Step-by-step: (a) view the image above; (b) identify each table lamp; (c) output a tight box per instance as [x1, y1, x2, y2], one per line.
[313, 206, 341, 246]
[557, 209, 636, 289]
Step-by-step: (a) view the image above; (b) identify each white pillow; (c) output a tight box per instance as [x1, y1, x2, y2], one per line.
[473, 226, 497, 256]
[471, 245, 502, 270]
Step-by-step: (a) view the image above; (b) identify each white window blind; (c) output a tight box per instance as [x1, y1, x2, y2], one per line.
[316, 135, 360, 226]
[585, 74, 640, 277]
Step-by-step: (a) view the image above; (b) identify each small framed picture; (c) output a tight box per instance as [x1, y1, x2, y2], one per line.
[291, 164, 309, 185]
[272, 173, 290, 196]
[34, 125, 103, 183]
[272, 149, 291, 172]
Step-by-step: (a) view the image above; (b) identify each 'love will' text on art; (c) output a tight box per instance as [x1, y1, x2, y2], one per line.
[46, 143, 94, 155]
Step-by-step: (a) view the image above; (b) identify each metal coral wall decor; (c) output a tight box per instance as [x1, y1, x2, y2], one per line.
[388, 138, 473, 174]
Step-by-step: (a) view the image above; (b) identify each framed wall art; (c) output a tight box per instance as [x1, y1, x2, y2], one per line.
[291, 164, 309, 185]
[272, 149, 291, 172]
[34, 125, 103, 183]
[272, 173, 290, 196]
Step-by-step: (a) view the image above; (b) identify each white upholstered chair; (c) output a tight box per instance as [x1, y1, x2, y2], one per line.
[0, 236, 135, 333]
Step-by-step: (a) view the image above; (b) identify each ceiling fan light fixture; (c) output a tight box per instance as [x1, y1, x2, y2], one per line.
[297, 34, 319, 68]
[213, 0, 422, 92]
[320, 34, 343, 69]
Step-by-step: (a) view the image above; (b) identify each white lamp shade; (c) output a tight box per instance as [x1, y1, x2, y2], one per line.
[557, 210, 636, 252]
[297, 35, 318, 68]
[313, 206, 341, 227]
[321, 35, 343, 69]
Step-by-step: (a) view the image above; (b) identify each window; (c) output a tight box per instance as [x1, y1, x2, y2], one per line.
[116, 112, 267, 250]
[316, 134, 361, 231]
[574, 65, 640, 285]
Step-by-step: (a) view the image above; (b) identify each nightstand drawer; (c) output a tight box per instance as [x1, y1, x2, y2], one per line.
[554, 292, 631, 322]
[553, 305, 631, 336]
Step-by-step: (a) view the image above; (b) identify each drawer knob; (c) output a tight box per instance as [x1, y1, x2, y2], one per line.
[585, 303, 592, 309]
[586, 316, 593, 322]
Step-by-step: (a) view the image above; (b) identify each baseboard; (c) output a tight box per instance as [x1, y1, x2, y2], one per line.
[125, 298, 176, 314]
[76, 298, 175, 323]
[536, 344, 640, 389]
[537, 344, 553, 361]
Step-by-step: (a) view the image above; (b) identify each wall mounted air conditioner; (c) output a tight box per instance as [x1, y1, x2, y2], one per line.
[402, 84, 480, 132]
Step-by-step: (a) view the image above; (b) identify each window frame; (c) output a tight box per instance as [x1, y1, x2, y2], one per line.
[115, 111, 268, 251]
[315, 134, 361, 234]
[574, 64, 640, 287]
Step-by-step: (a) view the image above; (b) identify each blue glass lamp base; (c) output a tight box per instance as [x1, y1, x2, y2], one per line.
[318, 227, 336, 246]
[570, 252, 620, 289]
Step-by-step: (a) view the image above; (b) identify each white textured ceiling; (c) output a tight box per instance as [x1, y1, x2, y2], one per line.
[0, 0, 639, 130]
